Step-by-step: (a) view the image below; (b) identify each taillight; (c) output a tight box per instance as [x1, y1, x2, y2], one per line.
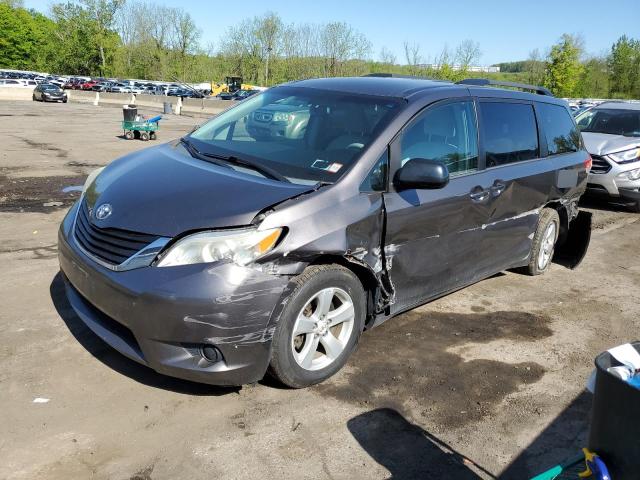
[584, 155, 593, 172]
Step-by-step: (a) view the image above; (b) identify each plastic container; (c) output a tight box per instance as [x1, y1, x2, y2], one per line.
[122, 104, 137, 122]
[588, 341, 640, 479]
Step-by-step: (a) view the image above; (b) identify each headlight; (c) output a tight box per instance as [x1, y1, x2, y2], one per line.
[617, 168, 640, 181]
[156, 227, 283, 267]
[608, 148, 640, 164]
[272, 112, 291, 122]
[82, 167, 104, 194]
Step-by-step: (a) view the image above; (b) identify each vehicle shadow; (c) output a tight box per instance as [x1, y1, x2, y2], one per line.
[49, 272, 239, 396]
[347, 408, 494, 479]
[500, 390, 592, 479]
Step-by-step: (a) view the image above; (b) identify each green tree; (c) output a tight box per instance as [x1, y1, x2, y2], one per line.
[544, 34, 584, 97]
[50, 2, 103, 75]
[577, 57, 609, 98]
[608, 35, 640, 98]
[0, 3, 56, 70]
[80, 0, 124, 76]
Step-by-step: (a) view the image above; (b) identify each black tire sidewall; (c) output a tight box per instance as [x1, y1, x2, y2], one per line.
[269, 266, 365, 388]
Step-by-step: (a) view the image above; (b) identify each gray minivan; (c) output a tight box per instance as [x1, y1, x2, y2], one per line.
[58, 76, 592, 388]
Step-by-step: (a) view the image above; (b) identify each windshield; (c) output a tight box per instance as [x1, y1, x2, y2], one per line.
[577, 108, 640, 136]
[189, 86, 402, 184]
[41, 84, 60, 91]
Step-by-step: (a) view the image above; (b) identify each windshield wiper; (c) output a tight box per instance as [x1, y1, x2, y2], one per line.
[200, 151, 291, 183]
[180, 137, 290, 183]
[179, 137, 232, 170]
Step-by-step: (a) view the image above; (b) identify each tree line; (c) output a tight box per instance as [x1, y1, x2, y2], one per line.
[1, 0, 639, 99]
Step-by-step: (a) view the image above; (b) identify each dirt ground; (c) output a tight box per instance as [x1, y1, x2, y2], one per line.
[1, 100, 639, 480]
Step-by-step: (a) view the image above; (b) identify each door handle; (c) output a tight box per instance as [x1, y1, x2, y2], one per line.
[490, 181, 506, 197]
[469, 187, 490, 203]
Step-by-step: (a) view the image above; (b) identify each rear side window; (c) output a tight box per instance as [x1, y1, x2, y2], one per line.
[538, 103, 581, 155]
[480, 102, 539, 167]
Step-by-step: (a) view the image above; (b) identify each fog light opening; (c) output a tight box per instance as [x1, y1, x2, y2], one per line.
[200, 344, 223, 363]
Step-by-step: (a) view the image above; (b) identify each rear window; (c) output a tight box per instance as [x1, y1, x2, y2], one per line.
[480, 102, 539, 167]
[537, 103, 581, 155]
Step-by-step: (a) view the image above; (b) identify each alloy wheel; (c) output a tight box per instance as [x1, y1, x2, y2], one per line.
[291, 287, 355, 371]
[537, 221, 557, 270]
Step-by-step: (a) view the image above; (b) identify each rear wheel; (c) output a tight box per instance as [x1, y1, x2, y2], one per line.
[149, 131, 156, 140]
[269, 265, 365, 388]
[525, 208, 560, 276]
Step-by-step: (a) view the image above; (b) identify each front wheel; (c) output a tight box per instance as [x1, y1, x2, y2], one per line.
[525, 208, 560, 276]
[269, 265, 366, 388]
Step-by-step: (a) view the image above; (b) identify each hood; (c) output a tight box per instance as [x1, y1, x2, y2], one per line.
[84, 142, 314, 237]
[582, 131, 640, 156]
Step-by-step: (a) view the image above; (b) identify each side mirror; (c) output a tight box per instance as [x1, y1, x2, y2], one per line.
[394, 158, 449, 190]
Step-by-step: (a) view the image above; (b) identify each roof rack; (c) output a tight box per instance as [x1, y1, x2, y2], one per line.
[456, 78, 553, 97]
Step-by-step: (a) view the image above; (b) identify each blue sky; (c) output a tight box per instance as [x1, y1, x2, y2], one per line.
[23, 0, 640, 65]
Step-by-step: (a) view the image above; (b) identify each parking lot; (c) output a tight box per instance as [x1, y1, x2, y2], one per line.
[1, 100, 639, 479]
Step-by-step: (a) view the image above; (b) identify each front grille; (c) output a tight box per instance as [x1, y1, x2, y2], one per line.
[253, 111, 273, 122]
[74, 200, 159, 266]
[590, 155, 611, 174]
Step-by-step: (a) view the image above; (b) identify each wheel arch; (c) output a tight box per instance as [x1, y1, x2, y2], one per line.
[307, 254, 382, 329]
[543, 201, 569, 245]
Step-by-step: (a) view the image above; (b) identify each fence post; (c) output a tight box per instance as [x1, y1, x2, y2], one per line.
[175, 97, 182, 115]
[93, 92, 99, 106]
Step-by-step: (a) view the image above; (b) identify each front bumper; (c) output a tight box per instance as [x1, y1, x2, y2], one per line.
[57, 203, 290, 386]
[587, 157, 640, 201]
[42, 94, 66, 102]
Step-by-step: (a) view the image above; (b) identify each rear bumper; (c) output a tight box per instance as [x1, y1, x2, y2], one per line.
[57, 203, 290, 386]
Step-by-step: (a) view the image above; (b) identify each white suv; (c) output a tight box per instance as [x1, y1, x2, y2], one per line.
[578, 102, 640, 212]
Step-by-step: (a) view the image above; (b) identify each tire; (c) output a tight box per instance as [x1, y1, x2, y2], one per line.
[124, 131, 134, 140]
[32, 95, 36, 101]
[628, 201, 640, 213]
[140, 131, 149, 141]
[268, 264, 366, 388]
[525, 208, 560, 276]
[149, 131, 156, 140]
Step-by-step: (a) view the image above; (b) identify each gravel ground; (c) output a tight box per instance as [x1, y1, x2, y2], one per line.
[1, 101, 639, 480]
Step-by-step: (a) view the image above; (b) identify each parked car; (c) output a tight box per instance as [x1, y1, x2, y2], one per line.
[0, 79, 31, 88]
[167, 88, 201, 98]
[32, 83, 68, 102]
[229, 89, 260, 101]
[91, 82, 111, 92]
[149, 85, 168, 95]
[108, 84, 132, 93]
[58, 76, 591, 388]
[577, 101, 640, 211]
[81, 80, 98, 90]
[217, 90, 237, 100]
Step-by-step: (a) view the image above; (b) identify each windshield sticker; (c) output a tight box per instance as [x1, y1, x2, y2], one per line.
[312, 160, 330, 170]
[311, 160, 343, 173]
